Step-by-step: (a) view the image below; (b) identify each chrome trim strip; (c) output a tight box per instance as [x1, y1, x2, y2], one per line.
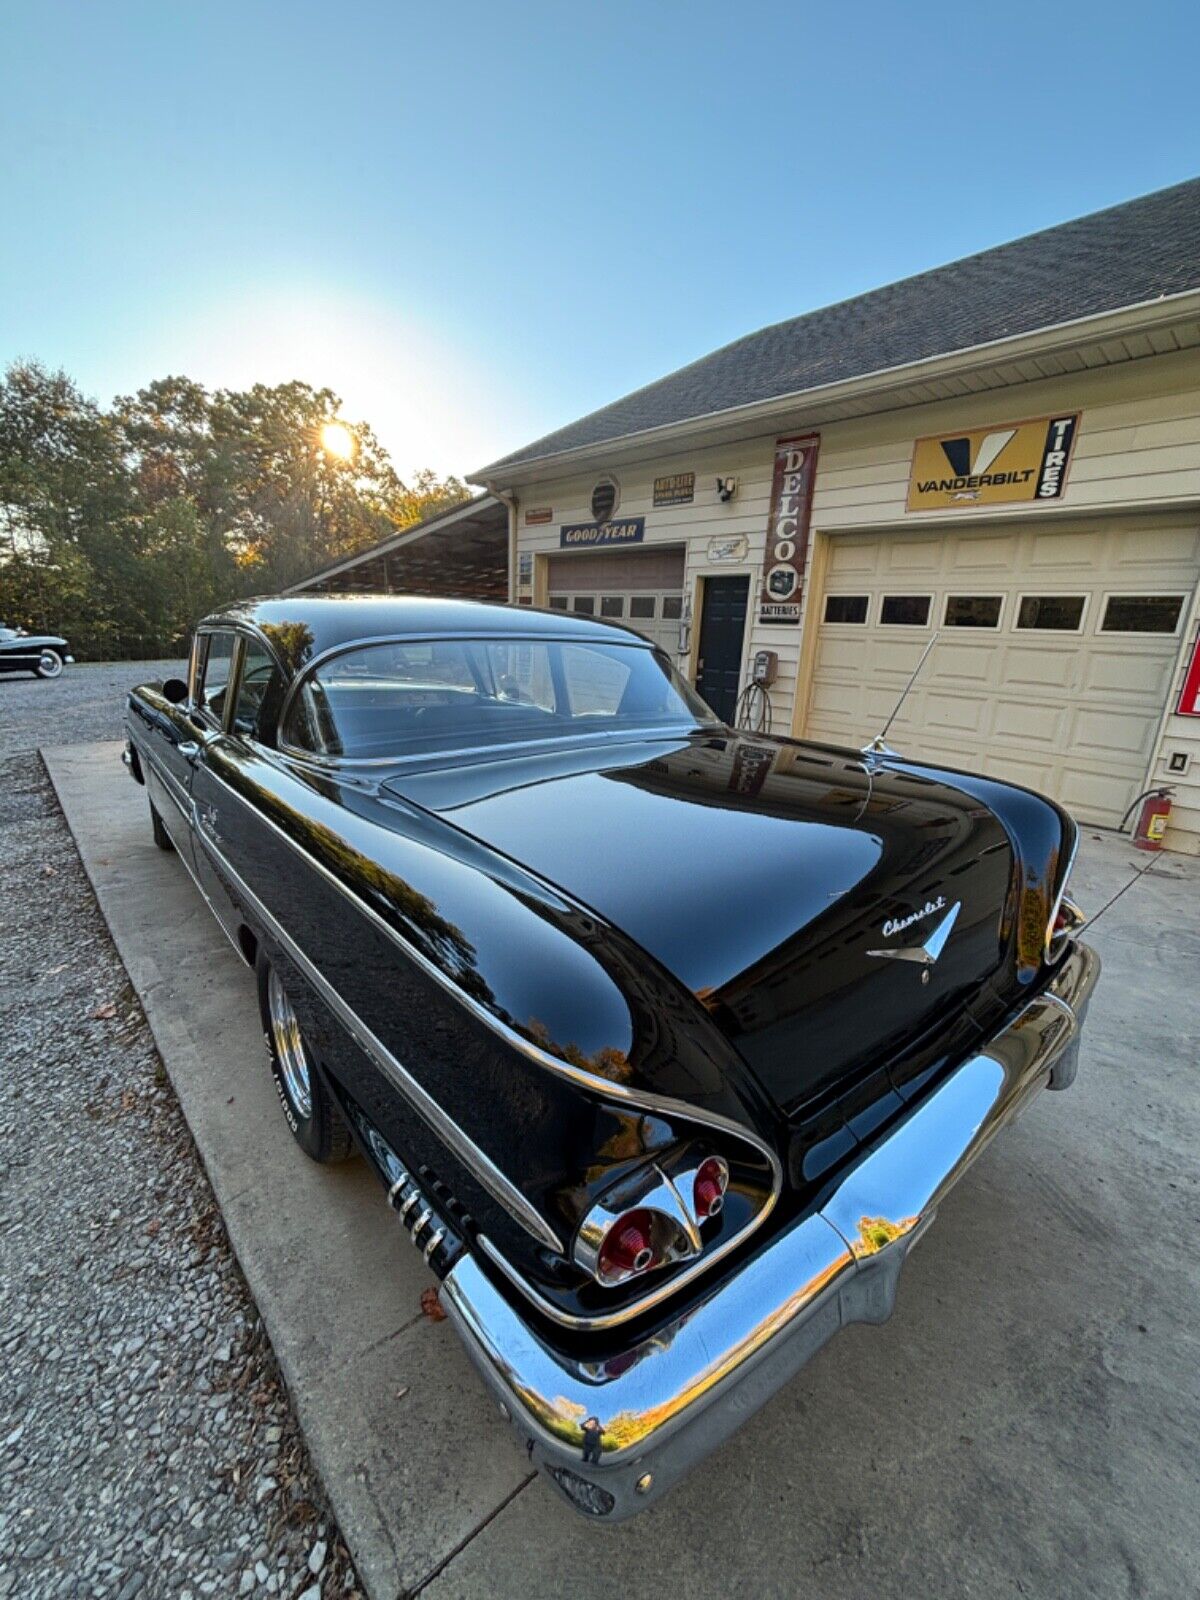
[179, 792, 566, 1255]
[1044, 822, 1081, 964]
[444, 940, 1101, 1519]
[423, 1228, 445, 1264]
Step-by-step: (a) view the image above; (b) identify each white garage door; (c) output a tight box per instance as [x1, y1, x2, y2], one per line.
[806, 518, 1198, 825]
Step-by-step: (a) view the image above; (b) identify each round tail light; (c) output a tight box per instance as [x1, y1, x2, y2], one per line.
[693, 1156, 729, 1220]
[597, 1208, 657, 1282]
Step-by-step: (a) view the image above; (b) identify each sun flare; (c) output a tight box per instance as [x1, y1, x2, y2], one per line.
[320, 419, 356, 461]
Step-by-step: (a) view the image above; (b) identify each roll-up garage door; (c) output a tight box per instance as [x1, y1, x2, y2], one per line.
[547, 545, 686, 656]
[805, 518, 1198, 825]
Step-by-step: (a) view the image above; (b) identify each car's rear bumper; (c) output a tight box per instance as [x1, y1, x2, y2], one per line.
[442, 940, 1100, 1521]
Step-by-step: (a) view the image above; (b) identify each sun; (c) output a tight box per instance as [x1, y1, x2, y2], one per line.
[320, 420, 356, 461]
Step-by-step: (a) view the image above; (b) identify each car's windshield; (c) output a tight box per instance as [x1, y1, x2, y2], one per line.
[0, 627, 17, 640]
[284, 636, 718, 761]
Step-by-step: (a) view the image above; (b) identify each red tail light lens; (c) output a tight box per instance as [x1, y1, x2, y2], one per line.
[597, 1208, 657, 1282]
[693, 1156, 729, 1220]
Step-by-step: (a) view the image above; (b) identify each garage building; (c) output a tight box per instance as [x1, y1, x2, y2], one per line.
[467, 178, 1200, 852]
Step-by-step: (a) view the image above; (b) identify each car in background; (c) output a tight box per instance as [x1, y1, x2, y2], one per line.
[0, 625, 74, 678]
[122, 594, 1099, 1521]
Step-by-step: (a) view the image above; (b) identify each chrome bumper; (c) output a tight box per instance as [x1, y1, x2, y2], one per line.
[443, 942, 1100, 1521]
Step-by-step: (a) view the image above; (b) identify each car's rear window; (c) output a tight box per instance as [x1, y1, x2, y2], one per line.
[283, 637, 716, 761]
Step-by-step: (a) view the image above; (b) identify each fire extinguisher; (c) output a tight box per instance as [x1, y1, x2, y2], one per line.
[1125, 786, 1174, 852]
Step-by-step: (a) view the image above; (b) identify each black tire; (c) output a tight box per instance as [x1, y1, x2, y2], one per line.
[149, 802, 175, 852]
[256, 950, 353, 1163]
[34, 648, 64, 679]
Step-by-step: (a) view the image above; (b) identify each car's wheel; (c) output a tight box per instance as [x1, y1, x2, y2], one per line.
[256, 952, 353, 1163]
[149, 801, 175, 852]
[34, 649, 64, 679]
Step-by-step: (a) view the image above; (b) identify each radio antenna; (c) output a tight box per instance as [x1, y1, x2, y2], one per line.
[862, 631, 940, 762]
[1076, 851, 1162, 935]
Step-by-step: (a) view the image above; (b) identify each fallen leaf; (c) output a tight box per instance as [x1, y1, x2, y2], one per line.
[419, 1286, 446, 1323]
[92, 1002, 117, 1020]
[41, 863, 57, 876]
[45, 963, 68, 976]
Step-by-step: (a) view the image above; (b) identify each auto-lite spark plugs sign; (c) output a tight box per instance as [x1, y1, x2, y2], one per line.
[760, 434, 819, 624]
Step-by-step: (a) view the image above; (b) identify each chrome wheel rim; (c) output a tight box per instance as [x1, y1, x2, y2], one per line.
[39, 650, 63, 677]
[268, 967, 312, 1119]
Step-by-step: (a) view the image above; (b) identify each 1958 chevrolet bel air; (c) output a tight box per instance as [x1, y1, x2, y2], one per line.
[123, 594, 1099, 1520]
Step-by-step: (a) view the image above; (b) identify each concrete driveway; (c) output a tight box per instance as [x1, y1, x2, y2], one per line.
[46, 742, 1200, 1600]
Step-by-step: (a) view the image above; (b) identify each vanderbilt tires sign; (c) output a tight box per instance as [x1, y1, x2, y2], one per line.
[906, 413, 1079, 511]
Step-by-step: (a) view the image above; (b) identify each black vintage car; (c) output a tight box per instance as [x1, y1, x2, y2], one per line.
[0, 625, 74, 677]
[123, 595, 1099, 1520]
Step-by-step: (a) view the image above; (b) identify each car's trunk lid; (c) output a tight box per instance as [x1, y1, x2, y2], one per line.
[383, 731, 1015, 1113]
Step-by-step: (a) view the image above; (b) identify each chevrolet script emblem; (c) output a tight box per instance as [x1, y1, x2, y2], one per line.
[866, 901, 961, 980]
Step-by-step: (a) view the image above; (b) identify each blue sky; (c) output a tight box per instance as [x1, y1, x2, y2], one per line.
[2, 0, 1197, 479]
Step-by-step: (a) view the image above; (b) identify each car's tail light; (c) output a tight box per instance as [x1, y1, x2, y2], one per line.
[596, 1208, 658, 1283]
[573, 1147, 741, 1289]
[693, 1155, 729, 1220]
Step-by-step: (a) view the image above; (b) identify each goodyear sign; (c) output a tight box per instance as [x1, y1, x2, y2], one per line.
[906, 413, 1079, 511]
[559, 516, 645, 549]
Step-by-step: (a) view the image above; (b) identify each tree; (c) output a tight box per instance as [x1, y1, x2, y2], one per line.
[0, 359, 471, 658]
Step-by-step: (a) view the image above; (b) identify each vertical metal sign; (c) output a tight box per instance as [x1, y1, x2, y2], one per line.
[759, 434, 819, 624]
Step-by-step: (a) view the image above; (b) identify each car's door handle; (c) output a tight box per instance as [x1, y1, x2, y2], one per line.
[177, 741, 201, 763]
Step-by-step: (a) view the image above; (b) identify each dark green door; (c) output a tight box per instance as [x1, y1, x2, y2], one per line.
[695, 574, 749, 723]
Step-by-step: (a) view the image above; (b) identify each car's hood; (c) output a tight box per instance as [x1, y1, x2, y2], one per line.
[384, 731, 1018, 1112]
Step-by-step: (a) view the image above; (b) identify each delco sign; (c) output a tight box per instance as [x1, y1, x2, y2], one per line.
[759, 434, 819, 624]
[906, 413, 1080, 511]
[559, 516, 645, 549]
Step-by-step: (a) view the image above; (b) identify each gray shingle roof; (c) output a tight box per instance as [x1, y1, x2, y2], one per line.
[479, 178, 1200, 478]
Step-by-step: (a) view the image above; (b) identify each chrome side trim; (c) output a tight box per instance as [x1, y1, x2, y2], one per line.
[443, 940, 1101, 1521]
[196, 760, 784, 1193]
[173, 782, 566, 1255]
[1044, 821, 1081, 963]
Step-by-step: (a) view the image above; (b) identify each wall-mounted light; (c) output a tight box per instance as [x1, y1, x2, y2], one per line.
[716, 476, 737, 502]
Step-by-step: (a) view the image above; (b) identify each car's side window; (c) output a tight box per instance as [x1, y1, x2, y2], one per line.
[230, 639, 280, 739]
[197, 631, 238, 724]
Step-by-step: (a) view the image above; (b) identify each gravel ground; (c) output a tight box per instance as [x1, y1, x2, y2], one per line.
[0, 664, 361, 1598]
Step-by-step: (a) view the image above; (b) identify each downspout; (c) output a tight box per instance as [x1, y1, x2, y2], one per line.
[489, 485, 519, 605]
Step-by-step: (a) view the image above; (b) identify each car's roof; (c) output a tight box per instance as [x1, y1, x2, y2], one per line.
[203, 593, 651, 675]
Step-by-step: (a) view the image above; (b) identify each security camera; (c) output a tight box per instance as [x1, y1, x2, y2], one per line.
[716, 475, 737, 502]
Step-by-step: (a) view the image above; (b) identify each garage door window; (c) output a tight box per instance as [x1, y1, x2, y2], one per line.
[880, 595, 931, 626]
[1100, 595, 1185, 634]
[1017, 595, 1086, 631]
[600, 596, 625, 617]
[824, 595, 869, 624]
[662, 596, 683, 620]
[945, 595, 1002, 628]
[548, 595, 568, 609]
[629, 596, 656, 619]
[572, 596, 596, 615]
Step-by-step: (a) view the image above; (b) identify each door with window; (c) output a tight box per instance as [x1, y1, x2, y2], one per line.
[695, 574, 750, 724]
[192, 633, 284, 941]
[805, 518, 1199, 824]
